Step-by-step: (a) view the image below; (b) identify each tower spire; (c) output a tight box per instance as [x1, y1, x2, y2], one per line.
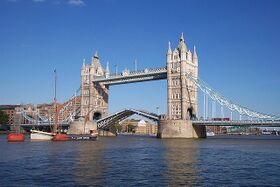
[94, 51, 99, 59]
[193, 46, 198, 59]
[180, 32, 184, 42]
[193, 46, 198, 65]
[82, 58, 86, 67]
[167, 41, 172, 54]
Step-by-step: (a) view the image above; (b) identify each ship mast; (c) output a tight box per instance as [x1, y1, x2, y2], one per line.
[53, 69, 58, 134]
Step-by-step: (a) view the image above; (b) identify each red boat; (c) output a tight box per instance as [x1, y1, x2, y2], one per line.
[52, 133, 69, 141]
[7, 133, 25, 142]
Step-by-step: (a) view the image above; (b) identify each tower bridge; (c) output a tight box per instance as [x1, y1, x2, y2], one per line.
[17, 34, 280, 138]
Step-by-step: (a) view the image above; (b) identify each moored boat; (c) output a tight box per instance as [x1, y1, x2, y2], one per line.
[207, 131, 215, 137]
[30, 129, 53, 141]
[68, 133, 97, 141]
[53, 133, 69, 141]
[7, 133, 25, 142]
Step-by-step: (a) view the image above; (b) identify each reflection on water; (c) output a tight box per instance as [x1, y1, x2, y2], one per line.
[0, 135, 280, 186]
[162, 139, 200, 186]
[74, 140, 107, 186]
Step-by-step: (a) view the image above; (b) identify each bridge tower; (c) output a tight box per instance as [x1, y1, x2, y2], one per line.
[158, 34, 206, 138]
[81, 52, 109, 121]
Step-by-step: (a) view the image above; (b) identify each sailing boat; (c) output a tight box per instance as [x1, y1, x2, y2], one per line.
[52, 69, 69, 141]
[30, 70, 60, 141]
[30, 108, 53, 140]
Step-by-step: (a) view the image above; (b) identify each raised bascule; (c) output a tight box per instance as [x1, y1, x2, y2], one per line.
[16, 34, 280, 138]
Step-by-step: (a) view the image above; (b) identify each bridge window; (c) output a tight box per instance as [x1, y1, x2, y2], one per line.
[93, 112, 102, 121]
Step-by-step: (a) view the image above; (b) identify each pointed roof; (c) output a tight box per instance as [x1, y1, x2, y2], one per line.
[180, 32, 184, 42]
[105, 61, 110, 73]
[82, 58, 86, 67]
[167, 41, 172, 54]
[91, 51, 103, 71]
[178, 33, 187, 52]
[193, 46, 198, 59]
[94, 51, 99, 59]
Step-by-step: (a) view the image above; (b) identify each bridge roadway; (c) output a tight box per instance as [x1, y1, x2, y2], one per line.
[93, 67, 167, 85]
[193, 120, 280, 127]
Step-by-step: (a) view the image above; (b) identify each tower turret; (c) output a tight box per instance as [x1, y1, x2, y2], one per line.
[166, 42, 173, 119]
[178, 33, 188, 52]
[193, 46, 198, 65]
[167, 41, 172, 61]
[105, 61, 110, 78]
[82, 58, 86, 69]
[91, 51, 104, 76]
[187, 50, 192, 62]
[179, 34, 187, 120]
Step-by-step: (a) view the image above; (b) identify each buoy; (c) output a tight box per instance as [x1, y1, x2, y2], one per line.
[52, 134, 69, 141]
[7, 133, 25, 142]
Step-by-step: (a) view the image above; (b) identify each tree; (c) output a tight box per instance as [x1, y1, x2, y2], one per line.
[127, 124, 136, 133]
[115, 124, 123, 133]
[0, 110, 9, 124]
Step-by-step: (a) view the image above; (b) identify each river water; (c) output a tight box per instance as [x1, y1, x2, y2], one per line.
[0, 134, 280, 186]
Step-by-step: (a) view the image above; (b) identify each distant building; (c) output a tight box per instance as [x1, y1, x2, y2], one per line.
[206, 126, 227, 134]
[1, 95, 81, 125]
[0, 105, 20, 125]
[120, 119, 158, 135]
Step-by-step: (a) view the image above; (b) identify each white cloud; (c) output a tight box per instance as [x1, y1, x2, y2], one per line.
[68, 0, 85, 6]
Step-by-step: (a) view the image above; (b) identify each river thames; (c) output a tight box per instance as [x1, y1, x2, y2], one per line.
[0, 135, 280, 186]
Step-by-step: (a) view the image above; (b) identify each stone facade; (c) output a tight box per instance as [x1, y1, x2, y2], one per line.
[159, 34, 206, 138]
[167, 33, 198, 120]
[81, 52, 109, 121]
[157, 119, 205, 138]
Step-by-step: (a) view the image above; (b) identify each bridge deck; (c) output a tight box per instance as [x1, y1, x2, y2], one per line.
[93, 67, 167, 85]
[193, 120, 280, 127]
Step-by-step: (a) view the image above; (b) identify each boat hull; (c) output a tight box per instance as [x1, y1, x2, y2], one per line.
[30, 130, 53, 140]
[53, 134, 69, 141]
[7, 133, 25, 142]
[68, 134, 97, 141]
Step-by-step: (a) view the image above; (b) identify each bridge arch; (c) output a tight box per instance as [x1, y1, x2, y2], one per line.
[97, 109, 159, 130]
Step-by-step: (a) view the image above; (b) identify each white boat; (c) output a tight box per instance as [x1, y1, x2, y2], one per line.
[30, 129, 54, 140]
[207, 131, 215, 137]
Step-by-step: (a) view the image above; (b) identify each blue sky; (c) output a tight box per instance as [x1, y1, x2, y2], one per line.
[0, 0, 280, 118]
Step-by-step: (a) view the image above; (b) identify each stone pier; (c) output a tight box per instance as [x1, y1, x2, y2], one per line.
[157, 119, 206, 138]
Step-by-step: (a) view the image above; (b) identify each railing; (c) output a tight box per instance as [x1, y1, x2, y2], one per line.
[93, 67, 167, 81]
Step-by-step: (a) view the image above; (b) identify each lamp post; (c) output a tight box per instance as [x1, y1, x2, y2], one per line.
[156, 107, 159, 115]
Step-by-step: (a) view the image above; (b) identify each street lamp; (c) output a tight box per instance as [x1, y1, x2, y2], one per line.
[156, 107, 159, 115]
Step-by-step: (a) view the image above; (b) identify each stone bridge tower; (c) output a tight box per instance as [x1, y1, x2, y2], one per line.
[81, 52, 109, 121]
[167, 33, 198, 120]
[158, 34, 206, 138]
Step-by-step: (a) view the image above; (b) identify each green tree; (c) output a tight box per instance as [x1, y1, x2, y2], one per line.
[127, 124, 136, 133]
[115, 124, 123, 132]
[0, 110, 9, 124]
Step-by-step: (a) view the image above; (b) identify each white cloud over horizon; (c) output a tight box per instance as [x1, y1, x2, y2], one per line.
[68, 0, 85, 6]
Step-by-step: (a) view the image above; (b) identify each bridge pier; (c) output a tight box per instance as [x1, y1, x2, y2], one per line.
[98, 130, 116, 137]
[157, 119, 206, 138]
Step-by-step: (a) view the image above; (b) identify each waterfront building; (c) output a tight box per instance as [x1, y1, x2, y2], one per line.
[120, 119, 158, 135]
[0, 105, 20, 125]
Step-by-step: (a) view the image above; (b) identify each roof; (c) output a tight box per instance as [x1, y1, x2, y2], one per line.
[0, 105, 20, 110]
